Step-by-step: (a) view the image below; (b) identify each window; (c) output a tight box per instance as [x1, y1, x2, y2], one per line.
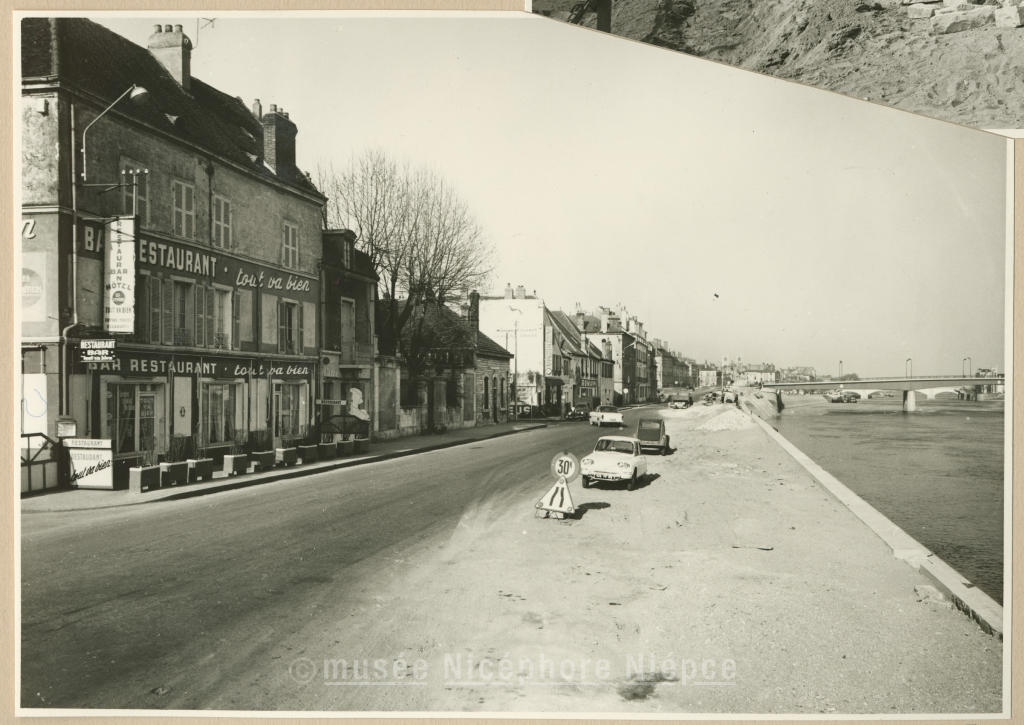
[500, 378, 506, 408]
[172, 180, 195, 239]
[195, 286, 215, 348]
[213, 289, 231, 349]
[232, 291, 241, 350]
[212, 196, 231, 248]
[202, 382, 239, 444]
[282, 223, 298, 269]
[121, 160, 149, 225]
[342, 239, 352, 269]
[107, 384, 159, 456]
[278, 300, 303, 354]
[173, 281, 192, 345]
[276, 382, 301, 439]
[483, 376, 490, 410]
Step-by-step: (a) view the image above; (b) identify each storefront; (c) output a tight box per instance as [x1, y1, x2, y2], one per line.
[319, 351, 372, 440]
[70, 349, 314, 482]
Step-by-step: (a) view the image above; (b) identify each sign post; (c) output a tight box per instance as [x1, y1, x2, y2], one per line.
[536, 451, 579, 520]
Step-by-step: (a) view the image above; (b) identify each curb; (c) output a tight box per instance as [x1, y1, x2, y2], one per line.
[23, 423, 548, 513]
[747, 413, 1003, 639]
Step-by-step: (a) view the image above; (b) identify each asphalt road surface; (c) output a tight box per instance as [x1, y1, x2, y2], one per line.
[21, 407, 653, 710]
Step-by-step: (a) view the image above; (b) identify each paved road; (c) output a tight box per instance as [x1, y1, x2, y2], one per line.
[21, 408, 654, 710]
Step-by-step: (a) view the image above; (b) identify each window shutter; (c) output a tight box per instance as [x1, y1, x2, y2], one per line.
[232, 291, 240, 349]
[278, 300, 285, 354]
[297, 303, 304, 354]
[162, 276, 174, 345]
[150, 278, 161, 343]
[184, 185, 194, 239]
[224, 201, 231, 248]
[205, 286, 215, 346]
[213, 198, 221, 247]
[194, 286, 205, 347]
[173, 182, 183, 237]
[280, 228, 285, 266]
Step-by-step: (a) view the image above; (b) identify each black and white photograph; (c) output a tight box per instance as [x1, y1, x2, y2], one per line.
[16, 8, 1012, 717]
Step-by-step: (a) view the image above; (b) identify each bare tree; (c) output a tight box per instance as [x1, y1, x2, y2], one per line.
[316, 149, 494, 369]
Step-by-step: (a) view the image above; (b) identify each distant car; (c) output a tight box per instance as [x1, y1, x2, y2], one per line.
[668, 399, 691, 410]
[581, 436, 649, 491]
[566, 403, 591, 421]
[589, 405, 624, 427]
[636, 418, 670, 455]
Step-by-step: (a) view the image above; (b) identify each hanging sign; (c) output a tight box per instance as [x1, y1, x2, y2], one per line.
[79, 339, 116, 364]
[103, 217, 136, 333]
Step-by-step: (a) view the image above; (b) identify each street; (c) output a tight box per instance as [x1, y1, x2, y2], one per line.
[21, 410, 648, 710]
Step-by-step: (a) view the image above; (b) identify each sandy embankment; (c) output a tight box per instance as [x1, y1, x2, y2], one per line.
[254, 405, 1001, 714]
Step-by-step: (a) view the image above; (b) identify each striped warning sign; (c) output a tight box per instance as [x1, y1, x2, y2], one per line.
[536, 476, 575, 516]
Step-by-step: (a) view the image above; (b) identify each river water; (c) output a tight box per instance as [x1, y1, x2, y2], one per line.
[772, 395, 1005, 605]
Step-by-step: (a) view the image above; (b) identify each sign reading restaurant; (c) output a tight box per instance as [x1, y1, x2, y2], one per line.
[103, 217, 135, 333]
[138, 237, 312, 292]
[80, 351, 312, 379]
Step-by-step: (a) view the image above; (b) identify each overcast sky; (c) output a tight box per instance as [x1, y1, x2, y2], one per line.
[86, 12, 1009, 378]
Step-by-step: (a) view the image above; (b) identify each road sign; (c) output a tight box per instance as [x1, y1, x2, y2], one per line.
[549, 451, 580, 483]
[536, 476, 575, 517]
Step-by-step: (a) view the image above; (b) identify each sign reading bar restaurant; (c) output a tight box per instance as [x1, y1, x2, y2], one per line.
[66, 438, 113, 490]
[103, 217, 136, 333]
[81, 350, 313, 380]
[79, 339, 116, 363]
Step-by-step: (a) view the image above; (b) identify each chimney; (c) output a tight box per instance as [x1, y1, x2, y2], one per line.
[576, 311, 585, 331]
[504, 283, 514, 299]
[515, 285, 526, 299]
[252, 98, 262, 119]
[261, 105, 298, 174]
[600, 312, 609, 333]
[468, 290, 480, 331]
[148, 24, 192, 91]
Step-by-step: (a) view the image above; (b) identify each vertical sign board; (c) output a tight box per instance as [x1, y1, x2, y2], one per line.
[66, 438, 113, 489]
[104, 217, 135, 333]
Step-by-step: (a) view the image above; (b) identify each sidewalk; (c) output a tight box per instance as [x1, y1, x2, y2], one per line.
[21, 420, 547, 514]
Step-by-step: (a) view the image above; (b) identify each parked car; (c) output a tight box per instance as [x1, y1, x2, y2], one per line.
[668, 399, 691, 410]
[589, 405, 624, 427]
[566, 403, 591, 421]
[636, 418, 670, 455]
[581, 436, 648, 491]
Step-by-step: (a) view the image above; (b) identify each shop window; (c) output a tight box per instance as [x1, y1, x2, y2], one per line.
[202, 382, 239, 445]
[172, 180, 195, 239]
[276, 382, 302, 439]
[107, 383, 159, 456]
[278, 300, 303, 354]
[121, 159, 149, 225]
[282, 223, 298, 269]
[212, 195, 232, 248]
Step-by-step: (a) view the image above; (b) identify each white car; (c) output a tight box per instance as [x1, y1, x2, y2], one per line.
[581, 436, 649, 491]
[589, 405, 624, 427]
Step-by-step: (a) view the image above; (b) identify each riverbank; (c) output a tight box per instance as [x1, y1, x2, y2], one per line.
[241, 404, 1002, 713]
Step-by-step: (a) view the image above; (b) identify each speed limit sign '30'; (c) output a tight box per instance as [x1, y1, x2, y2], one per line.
[550, 451, 580, 483]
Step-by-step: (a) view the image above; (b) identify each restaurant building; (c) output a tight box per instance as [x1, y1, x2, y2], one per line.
[21, 19, 325, 485]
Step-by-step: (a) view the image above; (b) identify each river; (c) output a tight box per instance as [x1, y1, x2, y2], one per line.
[772, 395, 1005, 605]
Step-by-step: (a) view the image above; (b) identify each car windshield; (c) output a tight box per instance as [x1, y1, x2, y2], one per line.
[598, 406, 617, 413]
[595, 439, 635, 454]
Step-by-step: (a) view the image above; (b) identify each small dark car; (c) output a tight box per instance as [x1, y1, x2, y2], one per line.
[635, 417, 670, 455]
[566, 403, 591, 421]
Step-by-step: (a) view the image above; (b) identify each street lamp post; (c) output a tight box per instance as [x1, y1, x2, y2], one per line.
[508, 306, 521, 421]
[839, 360, 843, 380]
[906, 358, 913, 378]
[963, 357, 972, 377]
[80, 85, 149, 183]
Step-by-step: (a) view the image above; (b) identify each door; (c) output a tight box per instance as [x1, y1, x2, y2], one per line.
[273, 382, 282, 448]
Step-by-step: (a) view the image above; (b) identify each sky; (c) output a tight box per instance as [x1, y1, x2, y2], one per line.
[86, 12, 1010, 378]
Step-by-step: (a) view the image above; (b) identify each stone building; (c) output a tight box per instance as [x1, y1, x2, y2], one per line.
[21, 19, 324, 487]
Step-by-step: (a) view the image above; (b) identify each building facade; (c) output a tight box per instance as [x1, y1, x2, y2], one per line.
[22, 19, 325, 487]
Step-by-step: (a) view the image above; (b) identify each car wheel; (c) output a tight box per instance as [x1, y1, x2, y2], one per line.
[581, 475, 590, 489]
[627, 469, 636, 492]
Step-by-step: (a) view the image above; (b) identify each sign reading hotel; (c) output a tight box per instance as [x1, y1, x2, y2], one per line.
[103, 217, 136, 333]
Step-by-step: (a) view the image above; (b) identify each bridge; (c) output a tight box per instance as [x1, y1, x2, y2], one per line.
[762, 376, 1005, 412]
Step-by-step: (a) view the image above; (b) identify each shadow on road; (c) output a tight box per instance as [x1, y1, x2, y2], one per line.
[569, 501, 610, 520]
[586, 473, 660, 492]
